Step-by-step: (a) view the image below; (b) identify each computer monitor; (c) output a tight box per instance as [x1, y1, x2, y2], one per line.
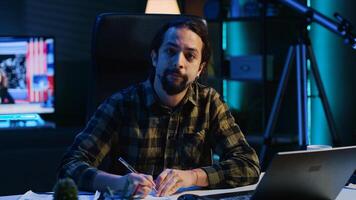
[0, 36, 55, 127]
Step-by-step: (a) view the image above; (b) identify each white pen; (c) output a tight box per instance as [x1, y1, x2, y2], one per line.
[118, 157, 158, 192]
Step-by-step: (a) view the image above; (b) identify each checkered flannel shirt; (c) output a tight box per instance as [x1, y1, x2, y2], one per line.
[58, 79, 260, 191]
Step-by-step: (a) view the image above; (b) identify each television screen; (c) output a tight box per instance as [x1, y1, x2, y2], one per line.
[0, 37, 55, 115]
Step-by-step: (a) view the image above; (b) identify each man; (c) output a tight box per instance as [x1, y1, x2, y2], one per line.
[0, 69, 15, 104]
[59, 17, 260, 197]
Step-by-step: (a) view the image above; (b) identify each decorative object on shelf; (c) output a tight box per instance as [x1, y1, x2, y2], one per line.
[228, 54, 273, 81]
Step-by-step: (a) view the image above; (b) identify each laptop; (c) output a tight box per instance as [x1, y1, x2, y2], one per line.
[184, 146, 356, 200]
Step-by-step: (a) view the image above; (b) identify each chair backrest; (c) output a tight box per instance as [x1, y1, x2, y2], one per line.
[88, 13, 202, 118]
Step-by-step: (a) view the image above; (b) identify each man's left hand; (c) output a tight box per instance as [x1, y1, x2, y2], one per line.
[155, 169, 196, 196]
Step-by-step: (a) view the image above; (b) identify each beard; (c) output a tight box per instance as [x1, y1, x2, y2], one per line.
[159, 68, 190, 95]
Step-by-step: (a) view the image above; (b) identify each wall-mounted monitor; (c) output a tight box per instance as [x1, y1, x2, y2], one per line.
[0, 37, 55, 122]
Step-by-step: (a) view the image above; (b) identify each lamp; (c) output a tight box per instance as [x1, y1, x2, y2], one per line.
[145, 0, 180, 14]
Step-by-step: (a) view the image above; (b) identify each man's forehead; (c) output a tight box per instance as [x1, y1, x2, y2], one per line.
[162, 27, 202, 50]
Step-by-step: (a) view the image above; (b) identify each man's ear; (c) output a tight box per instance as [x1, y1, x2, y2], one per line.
[151, 51, 157, 67]
[197, 62, 206, 77]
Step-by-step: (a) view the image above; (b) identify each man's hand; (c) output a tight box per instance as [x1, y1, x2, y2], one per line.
[93, 171, 154, 198]
[121, 173, 155, 198]
[155, 169, 196, 196]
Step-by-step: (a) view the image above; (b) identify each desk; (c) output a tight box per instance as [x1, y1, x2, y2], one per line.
[1, 183, 355, 200]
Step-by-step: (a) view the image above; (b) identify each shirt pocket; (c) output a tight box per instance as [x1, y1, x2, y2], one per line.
[179, 129, 206, 168]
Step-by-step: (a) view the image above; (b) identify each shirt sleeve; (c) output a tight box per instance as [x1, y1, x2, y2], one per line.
[58, 95, 121, 191]
[201, 89, 261, 189]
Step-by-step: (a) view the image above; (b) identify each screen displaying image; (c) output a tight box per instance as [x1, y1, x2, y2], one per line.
[0, 37, 55, 114]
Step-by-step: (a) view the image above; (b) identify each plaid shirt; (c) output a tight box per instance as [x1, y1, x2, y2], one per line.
[59, 79, 260, 191]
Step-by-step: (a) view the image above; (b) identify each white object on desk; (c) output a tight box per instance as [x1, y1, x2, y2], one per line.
[16, 190, 100, 200]
[18, 191, 52, 200]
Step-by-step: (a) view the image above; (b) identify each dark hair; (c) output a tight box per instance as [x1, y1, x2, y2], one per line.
[150, 17, 211, 70]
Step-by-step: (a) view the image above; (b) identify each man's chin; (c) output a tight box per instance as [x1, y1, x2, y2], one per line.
[165, 89, 184, 96]
[160, 76, 189, 95]
[165, 77, 183, 85]
[163, 84, 186, 95]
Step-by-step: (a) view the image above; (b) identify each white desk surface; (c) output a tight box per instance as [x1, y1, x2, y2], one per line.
[1, 180, 355, 200]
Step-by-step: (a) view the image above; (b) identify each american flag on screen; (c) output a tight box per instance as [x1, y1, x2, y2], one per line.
[25, 38, 48, 103]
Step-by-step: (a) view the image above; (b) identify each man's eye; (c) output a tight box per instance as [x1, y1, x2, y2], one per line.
[186, 53, 196, 61]
[166, 48, 175, 55]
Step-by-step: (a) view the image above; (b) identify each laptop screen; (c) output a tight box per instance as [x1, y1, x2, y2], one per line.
[252, 146, 356, 200]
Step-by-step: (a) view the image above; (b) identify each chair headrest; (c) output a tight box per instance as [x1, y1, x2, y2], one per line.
[92, 13, 192, 69]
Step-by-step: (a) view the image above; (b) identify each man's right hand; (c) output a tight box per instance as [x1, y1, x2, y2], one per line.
[93, 171, 155, 198]
[121, 173, 155, 197]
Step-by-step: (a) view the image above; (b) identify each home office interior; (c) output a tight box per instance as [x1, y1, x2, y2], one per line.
[0, 0, 355, 199]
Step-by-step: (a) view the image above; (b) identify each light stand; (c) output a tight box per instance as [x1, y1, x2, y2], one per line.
[260, 0, 356, 165]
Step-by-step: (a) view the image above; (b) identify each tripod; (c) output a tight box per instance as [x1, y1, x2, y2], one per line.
[259, 30, 340, 166]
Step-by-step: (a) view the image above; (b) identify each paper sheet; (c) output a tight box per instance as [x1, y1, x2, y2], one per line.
[17, 183, 255, 200]
[18, 190, 101, 200]
[18, 190, 175, 200]
[18, 191, 52, 200]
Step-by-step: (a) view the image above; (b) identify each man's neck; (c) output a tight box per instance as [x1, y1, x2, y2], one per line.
[153, 77, 188, 108]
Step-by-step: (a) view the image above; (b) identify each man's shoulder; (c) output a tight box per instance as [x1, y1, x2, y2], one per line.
[109, 81, 147, 102]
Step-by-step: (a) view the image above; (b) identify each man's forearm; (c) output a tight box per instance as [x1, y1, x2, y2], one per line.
[93, 171, 124, 191]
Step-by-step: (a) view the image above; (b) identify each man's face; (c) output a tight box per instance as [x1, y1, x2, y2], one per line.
[152, 27, 204, 95]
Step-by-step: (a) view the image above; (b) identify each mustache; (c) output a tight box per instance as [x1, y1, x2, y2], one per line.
[164, 68, 183, 77]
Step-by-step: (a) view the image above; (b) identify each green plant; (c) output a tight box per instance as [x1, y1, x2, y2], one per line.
[53, 178, 78, 200]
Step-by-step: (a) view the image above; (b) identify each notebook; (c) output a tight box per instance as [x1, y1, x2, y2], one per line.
[200, 145, 356, 200]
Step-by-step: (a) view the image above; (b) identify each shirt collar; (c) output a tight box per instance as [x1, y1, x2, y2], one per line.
[185, 83, 198, 107]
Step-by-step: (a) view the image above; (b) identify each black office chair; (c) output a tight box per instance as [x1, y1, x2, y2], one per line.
[89, 13, 205, 173]
[88, 13, 204, 118]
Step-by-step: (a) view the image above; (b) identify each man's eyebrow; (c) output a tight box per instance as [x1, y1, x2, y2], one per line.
[164, 42, 199, 53]
[163, 42, 179, 48]
[186, 48, 199, 54]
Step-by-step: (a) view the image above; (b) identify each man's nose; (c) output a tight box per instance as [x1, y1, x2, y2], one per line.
[173, 52, 185, 69]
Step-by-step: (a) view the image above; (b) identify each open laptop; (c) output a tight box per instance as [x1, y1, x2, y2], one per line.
[187, 145, 356, 200]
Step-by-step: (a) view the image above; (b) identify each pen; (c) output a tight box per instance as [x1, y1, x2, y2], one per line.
[118, 157, 158, 192]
